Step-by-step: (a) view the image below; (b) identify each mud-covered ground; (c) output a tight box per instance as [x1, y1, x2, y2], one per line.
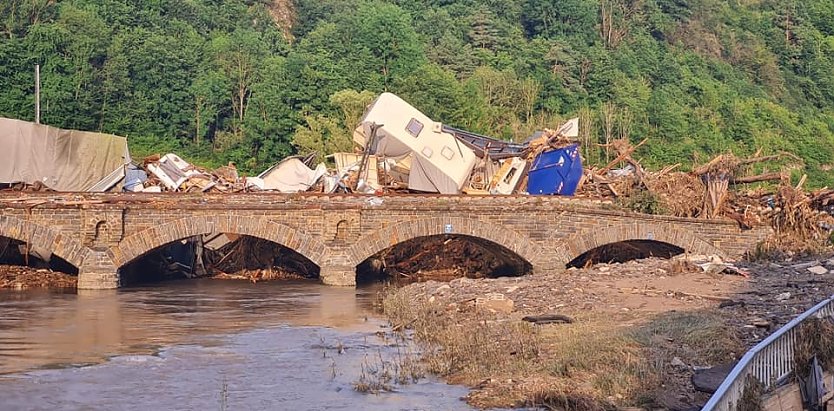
[384, 253, 834, 410]
[728, 257, 834, 344]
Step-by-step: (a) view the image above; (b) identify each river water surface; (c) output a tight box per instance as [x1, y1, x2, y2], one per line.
[0, 280, 471, 410]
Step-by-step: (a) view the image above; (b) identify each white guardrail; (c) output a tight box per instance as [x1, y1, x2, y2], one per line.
[703, 294, 834, 410]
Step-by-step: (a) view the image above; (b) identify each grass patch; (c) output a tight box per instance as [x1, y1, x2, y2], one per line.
[352, 335, 425, 394]
[541, 317, 655, 402]
[383, 285, 540, 381]
[793, 316, 834, 380]
[634, 310, 743, 366]
[382, 286, 742, 409]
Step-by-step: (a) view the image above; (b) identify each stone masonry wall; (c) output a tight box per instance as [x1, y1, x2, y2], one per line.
[0, 193, 771, 289]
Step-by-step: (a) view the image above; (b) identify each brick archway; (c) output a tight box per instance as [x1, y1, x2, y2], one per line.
[553, 222, 727, 266]
[0, 215, 88, 268]
[347, 217, 546, 269]
[111, 215, 329, 268]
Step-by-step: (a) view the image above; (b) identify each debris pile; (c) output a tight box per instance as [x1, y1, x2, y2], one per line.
[568, 138, 834, 251]
[754, 185, 834, 254]
[121, 152, 336, 194]
[358, 236, 530, 283]
[2, 92, 833, 255]
[0, 181, 55, 192]
[132, 153, 308, 193]
[0, 266, 76, 289]
[343, 94, 833, 255]
[578, 144, 793, 219]
[202, 236, 319, 282]
[348, 94, 583, 196]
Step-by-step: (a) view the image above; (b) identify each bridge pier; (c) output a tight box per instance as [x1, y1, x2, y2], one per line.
[320, 266, 356, 287]
[77, 251, 120, 290]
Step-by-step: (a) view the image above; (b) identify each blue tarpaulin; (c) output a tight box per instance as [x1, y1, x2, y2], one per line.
[527, 144, 583, 196]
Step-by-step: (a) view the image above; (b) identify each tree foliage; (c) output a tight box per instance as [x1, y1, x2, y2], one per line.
[1, 0, 833, 185]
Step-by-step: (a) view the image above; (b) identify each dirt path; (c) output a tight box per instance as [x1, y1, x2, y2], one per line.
[403, 256, 748, 319]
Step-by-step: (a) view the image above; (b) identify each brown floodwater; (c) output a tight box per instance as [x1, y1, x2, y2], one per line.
[0, 279, 471, 410]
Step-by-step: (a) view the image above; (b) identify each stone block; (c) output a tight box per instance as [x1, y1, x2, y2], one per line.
[320, 266, 356, 287]
[475, 293, 514, 314]
[77, 271, 119, 290]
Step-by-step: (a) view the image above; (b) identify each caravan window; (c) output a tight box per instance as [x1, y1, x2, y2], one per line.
[503, 168, 517, 184]
[441, 146, 455, 160]
[406, 118, 423, 137]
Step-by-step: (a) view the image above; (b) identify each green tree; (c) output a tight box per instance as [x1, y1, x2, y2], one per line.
[351, 2, 425, 89]
[292, 114, 352, 156]
[210, 29, 269, 135]
[521, 0, 598, 42]
[1, 0, 834, 187]
[190, 70, 228, 145]
[394, 64, 466, 124]
[330, 89, 376, 133]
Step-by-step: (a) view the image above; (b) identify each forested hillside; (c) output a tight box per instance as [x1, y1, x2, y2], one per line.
[1, 0, 833, 185]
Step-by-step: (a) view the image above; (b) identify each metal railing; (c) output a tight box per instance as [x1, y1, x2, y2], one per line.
[703, 294, 834, 410]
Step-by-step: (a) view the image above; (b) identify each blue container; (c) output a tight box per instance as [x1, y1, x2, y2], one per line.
[527, 144, 583, 196]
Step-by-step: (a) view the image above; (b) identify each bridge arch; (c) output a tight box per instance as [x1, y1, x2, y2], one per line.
[554, 222, 727, 266]
[0, 215, 88, 269]
[111, 215, 329, 269]
[347, 217, 547, 269]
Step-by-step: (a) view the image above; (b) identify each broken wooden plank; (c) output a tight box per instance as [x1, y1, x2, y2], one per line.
[521, 314, 574, 325]
[597, 138, 648, 175]
[730, 172, 784, 185]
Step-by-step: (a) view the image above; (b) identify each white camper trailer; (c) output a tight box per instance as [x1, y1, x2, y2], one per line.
[353, 93, 478, 194]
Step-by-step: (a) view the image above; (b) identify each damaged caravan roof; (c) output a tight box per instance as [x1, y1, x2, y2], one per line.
[353, 93, 478, 194]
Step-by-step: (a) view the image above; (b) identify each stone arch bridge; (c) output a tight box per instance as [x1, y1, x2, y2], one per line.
[0, 193, 771, 289]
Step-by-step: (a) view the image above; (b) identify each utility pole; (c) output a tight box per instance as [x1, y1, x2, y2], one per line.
[35, 64, 40, 124]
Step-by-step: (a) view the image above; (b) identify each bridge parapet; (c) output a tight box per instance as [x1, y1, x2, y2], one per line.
[0, 193, 771, 289]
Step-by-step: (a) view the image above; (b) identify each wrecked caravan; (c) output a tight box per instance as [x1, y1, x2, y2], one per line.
[353, 93, 478, 194]
[0, 117, 133, 191]
[251, 156, 327, 193]
[146, 153, 210, 191]
[527, 144, 583, 196]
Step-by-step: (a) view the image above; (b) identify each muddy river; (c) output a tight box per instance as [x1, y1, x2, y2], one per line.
[0, 280, 471, 410]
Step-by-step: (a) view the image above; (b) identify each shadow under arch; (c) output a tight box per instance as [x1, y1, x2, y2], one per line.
[0, 215, 88, 269]
[554, 222, 727, 267]
[111, 215, 329, 269]
[567, 239, 685, 268]
[355, 233, 534, 284]
[347, 217, 546, 270]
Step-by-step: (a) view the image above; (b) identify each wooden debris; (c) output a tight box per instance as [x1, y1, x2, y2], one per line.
[597, 138, 648, 176]
[0, 265, 77, 289]
[730, 172, 784, 185]
[525, 128, 579, 159]
[521, 314, 574, 325]
[203, 236, 319, 281]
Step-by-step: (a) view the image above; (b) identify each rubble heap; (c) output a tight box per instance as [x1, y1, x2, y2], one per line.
[2, 93, 832, 256]
[0, 266, 76, 289]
